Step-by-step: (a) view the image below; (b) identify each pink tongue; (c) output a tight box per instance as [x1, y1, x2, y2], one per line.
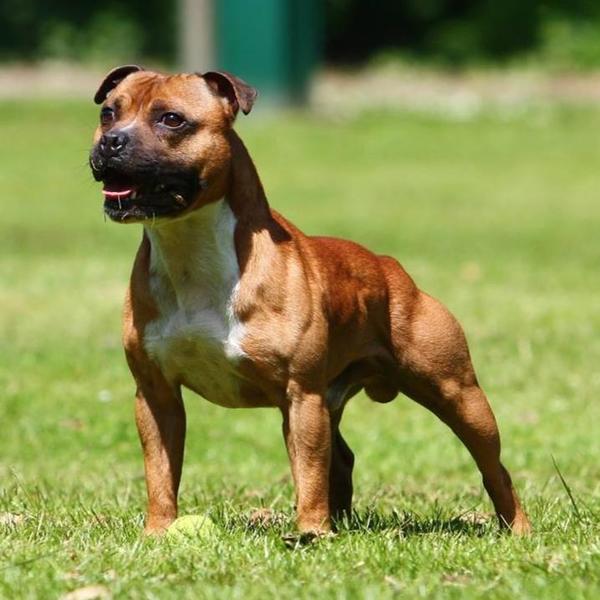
[103, 184, 135, 200]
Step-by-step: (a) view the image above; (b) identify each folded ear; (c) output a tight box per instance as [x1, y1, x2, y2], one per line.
[201, 71, 258, 117]
[94, 65, 144, 104]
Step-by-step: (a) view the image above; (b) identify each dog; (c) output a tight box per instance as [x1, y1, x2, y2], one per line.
[89, 65, 531, 537]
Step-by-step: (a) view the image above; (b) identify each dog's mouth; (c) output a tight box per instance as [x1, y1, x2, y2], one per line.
[100, 170, 199, 223]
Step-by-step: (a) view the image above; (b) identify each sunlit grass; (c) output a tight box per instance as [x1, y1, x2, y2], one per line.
[0, 101, 599, 598]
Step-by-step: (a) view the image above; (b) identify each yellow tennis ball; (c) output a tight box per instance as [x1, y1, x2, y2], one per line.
[165, 515, 218, 540]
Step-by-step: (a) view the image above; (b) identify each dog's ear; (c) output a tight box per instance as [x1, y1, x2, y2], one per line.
[201, 71, 257, 117]
[94, 65, 144, 104]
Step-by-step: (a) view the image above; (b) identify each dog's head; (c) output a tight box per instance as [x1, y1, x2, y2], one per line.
[89, 66, 257, 223]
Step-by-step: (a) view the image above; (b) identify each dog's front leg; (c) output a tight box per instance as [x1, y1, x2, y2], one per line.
[134, 382, 186, 535]
[285, 382, 332, 535]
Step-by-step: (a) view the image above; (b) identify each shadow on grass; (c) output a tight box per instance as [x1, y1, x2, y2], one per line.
[219, 505, 494, 545]
[274, 510, 493, 549]
[335, 509, 492, 537]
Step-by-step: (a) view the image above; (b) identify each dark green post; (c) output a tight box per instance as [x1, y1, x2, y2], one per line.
[215, 0, 321, 106]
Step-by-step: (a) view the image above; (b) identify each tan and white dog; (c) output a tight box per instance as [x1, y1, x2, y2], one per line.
[90, 66, 530, 537]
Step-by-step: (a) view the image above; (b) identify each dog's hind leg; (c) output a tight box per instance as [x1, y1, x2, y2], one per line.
[392, 292, 531, 534]
[328, 408, 355, 522]
[417, 380, 530, 534]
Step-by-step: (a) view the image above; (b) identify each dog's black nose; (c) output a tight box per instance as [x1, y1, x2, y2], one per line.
[99, 131, 129, 158]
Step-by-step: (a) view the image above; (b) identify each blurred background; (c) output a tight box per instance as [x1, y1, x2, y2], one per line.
[1, 2, 600, 597]
[2, 0, 600, 106]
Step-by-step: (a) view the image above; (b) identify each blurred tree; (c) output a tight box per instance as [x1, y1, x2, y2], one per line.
[0, 0, 176, 63]
[476, 0, 540, 57]
[324, 0, 541, 64]
[1, 0, 600, 68]
[324, 0, 600, 67]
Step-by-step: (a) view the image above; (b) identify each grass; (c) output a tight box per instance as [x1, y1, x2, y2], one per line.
[1, 99, 599, 598]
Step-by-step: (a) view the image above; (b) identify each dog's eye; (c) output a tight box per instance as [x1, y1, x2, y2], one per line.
[159, 112, 186, 128]
[100, 107, 115, 126]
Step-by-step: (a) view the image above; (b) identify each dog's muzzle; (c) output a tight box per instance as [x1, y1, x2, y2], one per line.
[89, 148, 203, 223]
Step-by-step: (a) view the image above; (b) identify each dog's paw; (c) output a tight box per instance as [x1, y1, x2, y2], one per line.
[247, 508, 286, 530]
[281, 530, 336, 549]
[143, 517, 175, 537]
[510, 514, 532, 536]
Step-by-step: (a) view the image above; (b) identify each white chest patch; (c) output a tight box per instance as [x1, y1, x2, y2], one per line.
[143, 200, 247, 407]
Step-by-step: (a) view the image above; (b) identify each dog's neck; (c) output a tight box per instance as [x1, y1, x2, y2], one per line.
[142, 130, 270, 305]
[225, 129, 270, 225]
[145, 199, 239, 308]
[144, 130, 278, 300]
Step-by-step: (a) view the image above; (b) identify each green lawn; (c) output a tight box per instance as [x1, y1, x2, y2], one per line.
[1, 100, 599, 599]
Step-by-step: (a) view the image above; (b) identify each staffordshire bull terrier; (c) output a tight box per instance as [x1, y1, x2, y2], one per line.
[89, 65, 530, 537]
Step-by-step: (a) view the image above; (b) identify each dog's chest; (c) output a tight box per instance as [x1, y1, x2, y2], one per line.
[142, 202, 247, 407]
[145, 302, 245, 406]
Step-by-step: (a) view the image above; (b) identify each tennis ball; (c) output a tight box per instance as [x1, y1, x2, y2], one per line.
[165, 515, 218, 540]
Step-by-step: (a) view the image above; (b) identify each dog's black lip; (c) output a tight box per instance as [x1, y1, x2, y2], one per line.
[97, 166, 196, 221]
[93, 161, 205, 222]
[103, 192, 190, 222]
